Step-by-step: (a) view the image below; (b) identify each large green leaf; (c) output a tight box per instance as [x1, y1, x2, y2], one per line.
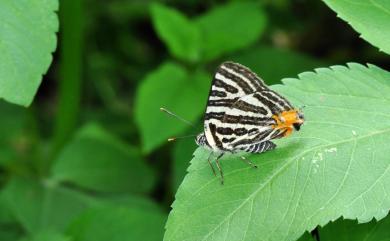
[322, 0, 390, 55]
[150, 3, 200, 62]
[0, 0, 58, 106]
[135, 62, 209, 153]
[68, 206, 167, 241]
[195, 2, 266, 61]
[164, 63, 390, 241]
[232, 45, 325, 85]
[51, 123, 155, 193]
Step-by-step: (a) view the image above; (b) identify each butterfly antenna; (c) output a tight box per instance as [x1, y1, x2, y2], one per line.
[168, 134, 198, 142]
[160, 107, 195, 127]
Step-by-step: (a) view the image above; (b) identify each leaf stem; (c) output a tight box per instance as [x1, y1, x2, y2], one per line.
[52, 1, 84, 160]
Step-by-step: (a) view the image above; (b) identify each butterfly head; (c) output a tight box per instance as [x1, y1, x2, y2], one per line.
[195, 133, 208, 147]
[272, 109, 304, 136]
[293, 111, 305, 131]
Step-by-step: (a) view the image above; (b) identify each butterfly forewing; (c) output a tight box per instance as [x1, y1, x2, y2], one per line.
[204, 62, 294, 151]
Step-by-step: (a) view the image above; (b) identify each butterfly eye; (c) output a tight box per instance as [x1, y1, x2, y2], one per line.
[297, 112, 305, 120]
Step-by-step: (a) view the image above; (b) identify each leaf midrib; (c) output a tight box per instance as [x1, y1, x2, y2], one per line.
[172, 126, 390, 241]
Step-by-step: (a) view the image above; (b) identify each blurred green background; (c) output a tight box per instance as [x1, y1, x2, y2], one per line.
[0, 0, 389, 240]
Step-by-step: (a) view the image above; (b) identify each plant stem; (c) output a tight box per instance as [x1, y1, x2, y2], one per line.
[52, 0, 84, 160]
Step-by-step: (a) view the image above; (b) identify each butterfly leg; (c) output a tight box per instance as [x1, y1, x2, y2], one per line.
[215, 153, 224, 185]
[207, 152, 216, 176]
[240, 156, 257, 168]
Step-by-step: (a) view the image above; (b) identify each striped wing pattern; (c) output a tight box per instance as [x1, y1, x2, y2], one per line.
[204, 62, 293, 152]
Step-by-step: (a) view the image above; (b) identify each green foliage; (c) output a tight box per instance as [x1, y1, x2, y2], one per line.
[0, 101, 26, 166]
[52, 123, 155, 193]
[318, 216, 390, 241]
[1, 178, 95, 233]
[68, 206, 166, 241]
[21, 230, 71, 241]
[1, 1, 390, 241]
[151, 2, 266, 62]
[172, 138, 197, 190]
[151, 3, 201, 62]
[164, 63, 390, 241]
[195, 2, 266, 61]
[135, 62, 209, 153]
[0, 0, 58, 106]
[232, 45, 326, 85]
[323, 0, 390, 54]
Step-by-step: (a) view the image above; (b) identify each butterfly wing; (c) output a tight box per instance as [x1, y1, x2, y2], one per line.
[203, 62, 294, 151]
[220, 92, 292, 150]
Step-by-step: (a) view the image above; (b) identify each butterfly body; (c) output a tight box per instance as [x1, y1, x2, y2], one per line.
[195, 61, 304, 183]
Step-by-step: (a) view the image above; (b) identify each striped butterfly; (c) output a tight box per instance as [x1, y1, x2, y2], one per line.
[194, 61, 304, 184]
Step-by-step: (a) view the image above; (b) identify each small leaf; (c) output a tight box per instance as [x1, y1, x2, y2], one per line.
[164, 63, 390, 241]
[0, 0, 59, 106]
[232, 45, 325, 85]
[323, 0, 390, 55]
[135, 62, 209, 153]
[150, 3, 200, 62]
[319, 216, 390, 241]
[195, 2, 266, 61]
[68, 206, 167, 241]
[51, 123, 155, 193]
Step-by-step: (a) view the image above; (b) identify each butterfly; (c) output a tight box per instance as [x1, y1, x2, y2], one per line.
[194, 61, 304, 184]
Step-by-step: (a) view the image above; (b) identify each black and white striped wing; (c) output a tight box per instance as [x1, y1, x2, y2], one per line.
[203, 61, 293, 151]
[220, 91, 292, 150]
[204, 62, 263, 150]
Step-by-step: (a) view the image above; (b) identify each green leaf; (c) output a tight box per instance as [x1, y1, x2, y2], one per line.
[68, 206, 167, 241]
[150, 3, 200, 62]
[1, 178, 96, 233]
[232, 45, 325, 85]
[164, 63, 390, 241]
[51, 123, 155, 193]
[20, 230, 71, 241]
[322, 0, 390, 55]
[319, 216, 390, 241]
[135, 62, 209, 153]
[172, 138, 197, 191]
[1, 177, 161, 234]
[195, 2, 266, 61]
[0, 0, 59, 106]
